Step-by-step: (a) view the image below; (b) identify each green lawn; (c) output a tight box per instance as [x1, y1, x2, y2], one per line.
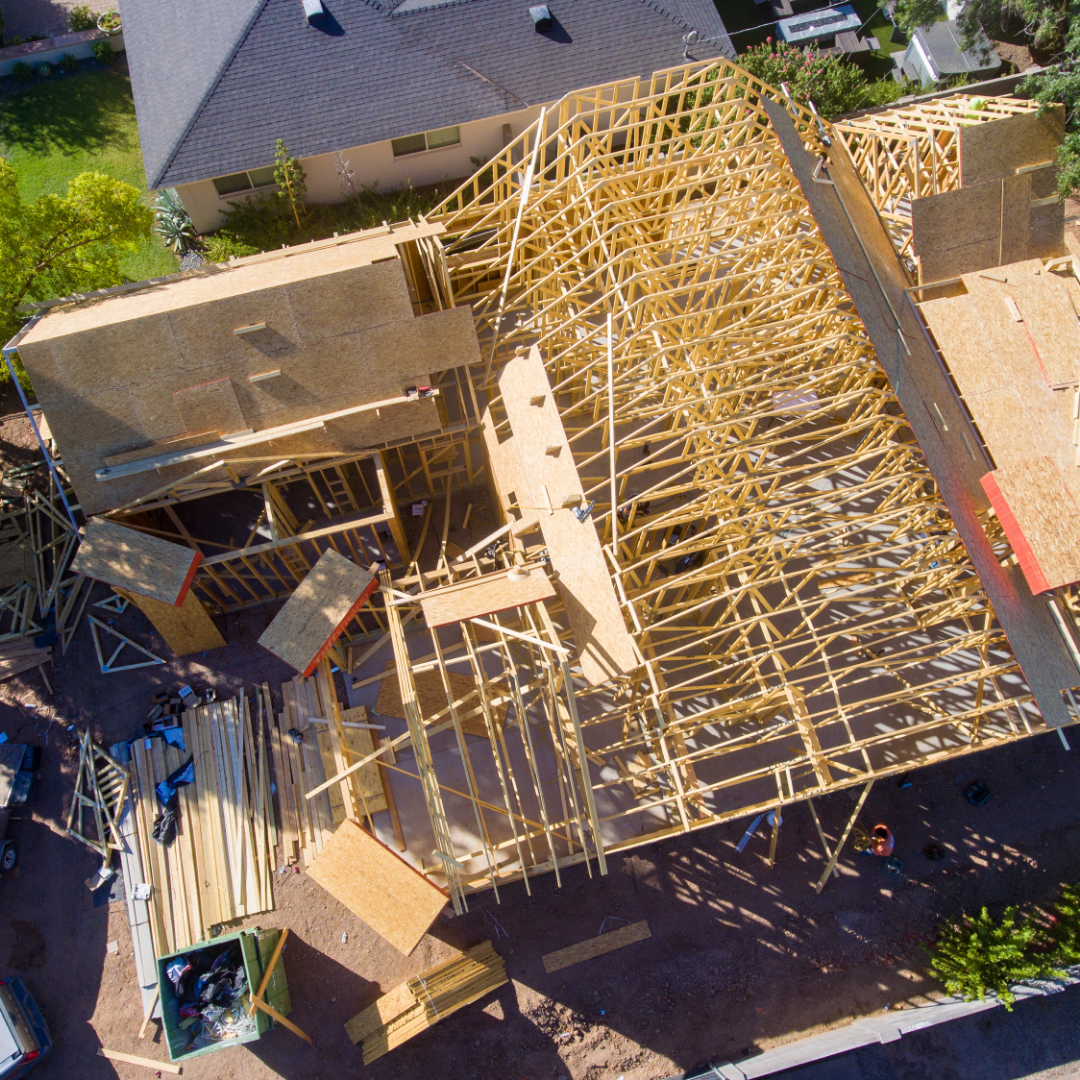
[0, 68, 179, 281]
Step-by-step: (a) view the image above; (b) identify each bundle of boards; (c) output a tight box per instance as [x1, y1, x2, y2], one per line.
[127, 688, 278, 955]
[270, 666, 389, 867]
[345, 941, 507, 1063]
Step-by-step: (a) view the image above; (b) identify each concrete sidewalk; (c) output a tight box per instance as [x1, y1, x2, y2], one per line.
[1, 0, 109, 44]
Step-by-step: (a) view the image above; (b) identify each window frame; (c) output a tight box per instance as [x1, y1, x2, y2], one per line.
[391, 125, 461, 158]
[212, 166, 279, 199]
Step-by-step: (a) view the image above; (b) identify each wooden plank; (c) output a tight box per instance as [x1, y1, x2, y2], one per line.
[71, 518, 201, 606]
[491, 346, 639, 685]
[115, 587, 226, 656]
[97, 1048, 181, 1073]
[307, 819, 447, 954]
[419, 567, 555, 627]
[1000, 172, 1032, 265]
[258, 550, 377, 675]
[345, 982, 416, 1045]
[541, 920, 651, 974]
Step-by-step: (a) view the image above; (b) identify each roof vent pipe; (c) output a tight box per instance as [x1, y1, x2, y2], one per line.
[529, 5, 553, 31]
[303, 0, 327, 24]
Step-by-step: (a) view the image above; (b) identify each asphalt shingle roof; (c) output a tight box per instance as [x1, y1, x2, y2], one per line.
[123, 0, 734, 190]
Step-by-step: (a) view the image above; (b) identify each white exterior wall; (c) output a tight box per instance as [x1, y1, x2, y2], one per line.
[176, 104, 541, 235]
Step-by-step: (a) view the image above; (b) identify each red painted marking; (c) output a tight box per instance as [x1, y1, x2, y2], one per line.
[981, 471, 1052, 594]
[299, 565, 380, 677]
[173, 550, 203, 606]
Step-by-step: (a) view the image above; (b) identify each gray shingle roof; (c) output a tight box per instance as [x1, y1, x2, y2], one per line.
[123, 0, 734, 190]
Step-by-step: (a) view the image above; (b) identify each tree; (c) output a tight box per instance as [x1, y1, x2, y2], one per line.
[929, 906, 1053, 1009]
[894, 0, 945, 35]
[738, 39, 873, 120]
[274, 139, 308, 229]
[0, 162, 152, 354]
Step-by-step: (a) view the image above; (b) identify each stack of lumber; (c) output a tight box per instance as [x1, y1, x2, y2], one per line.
[0, 638, 52, 683]
[270, 664, 391, 866]
[345, 941, 507, 1063]
[127, 689, 278, 956]
[66, 730, 129, 858]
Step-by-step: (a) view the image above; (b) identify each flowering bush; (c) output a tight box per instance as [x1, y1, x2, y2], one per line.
[739, 39, 871, 119]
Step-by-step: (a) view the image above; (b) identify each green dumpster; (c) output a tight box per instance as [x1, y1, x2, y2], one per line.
[156, 927, 293, 1063]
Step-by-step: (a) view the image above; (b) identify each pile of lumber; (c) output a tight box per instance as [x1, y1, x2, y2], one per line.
[345, 941, 507, 1063]
[0, 472, 87, 659]
[127, 689, 278, 956]
[0, 638, 52, 685]
[270, 663, 394, 866]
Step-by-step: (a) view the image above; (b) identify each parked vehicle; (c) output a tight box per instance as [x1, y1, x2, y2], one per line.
[0, 744, 38, 874]
[0, 977, 51, 1077]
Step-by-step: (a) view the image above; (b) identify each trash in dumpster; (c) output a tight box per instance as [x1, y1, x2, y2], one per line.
[167, 941, 257, 1051]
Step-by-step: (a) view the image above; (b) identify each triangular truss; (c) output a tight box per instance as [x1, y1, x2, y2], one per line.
[88, 615, 164, 672]
[94, 593, 129, 614]
[66, 729, 129, 857]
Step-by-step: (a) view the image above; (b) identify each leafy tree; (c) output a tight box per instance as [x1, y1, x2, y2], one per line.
[274, 139, 308, 229]
[929, 906, 1052, 1009]
[738, 39, 873, 119]
[894, 0, 945, 34]
[0, 162, 152, 353]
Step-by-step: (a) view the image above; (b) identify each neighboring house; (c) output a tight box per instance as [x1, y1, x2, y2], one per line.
[900, 20, 1000, 86]
[122, 0, 734, 234]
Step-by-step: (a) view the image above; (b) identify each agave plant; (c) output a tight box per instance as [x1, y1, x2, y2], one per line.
[154, 188, 197, 254]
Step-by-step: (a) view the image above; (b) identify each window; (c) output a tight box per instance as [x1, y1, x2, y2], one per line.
[212, 165, 278, 197]
[391, 125, 461, 157]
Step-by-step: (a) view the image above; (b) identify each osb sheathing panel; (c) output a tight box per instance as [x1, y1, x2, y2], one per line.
[172, 377, 247, 436]
[71, 518, 200, 605]
[911, 182, 1001, 255]
[767, 99, 1077, 725]
[491, 346, 639, 686]
[306, 819, 446, 955]
[419, 568, 556, 627]
[258, 549, 376, 674]
[986, 456, 1080, 590]
[960, 106, 1066, 186]
[115, 586, 226, 656]
[18, 251, 477, 514]
[17, 221, 443, 339]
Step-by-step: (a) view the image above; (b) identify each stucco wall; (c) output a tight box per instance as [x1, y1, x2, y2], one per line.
[176, 104, 541, 235]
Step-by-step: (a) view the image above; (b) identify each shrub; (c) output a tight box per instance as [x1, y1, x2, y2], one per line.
[56, 52, 79, 75]
[153, 188, 197, 254]
[34, 61, 52, 79]
[6, 36, 22, 47]
[10, 61, 33, 84]
[91, 39, 114, 65]
[929, 906, 1053, 1009]
[203, 231, 260, 263]
[738, 38, 872, 120]
[274, 139, 308, 228]
[67, 4, 96, 31]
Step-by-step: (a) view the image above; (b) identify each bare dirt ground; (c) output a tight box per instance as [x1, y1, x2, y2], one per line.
[0, 571, 1077, 1080]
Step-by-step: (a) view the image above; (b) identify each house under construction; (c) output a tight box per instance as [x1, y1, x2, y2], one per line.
[10, 60, 1080, 914]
